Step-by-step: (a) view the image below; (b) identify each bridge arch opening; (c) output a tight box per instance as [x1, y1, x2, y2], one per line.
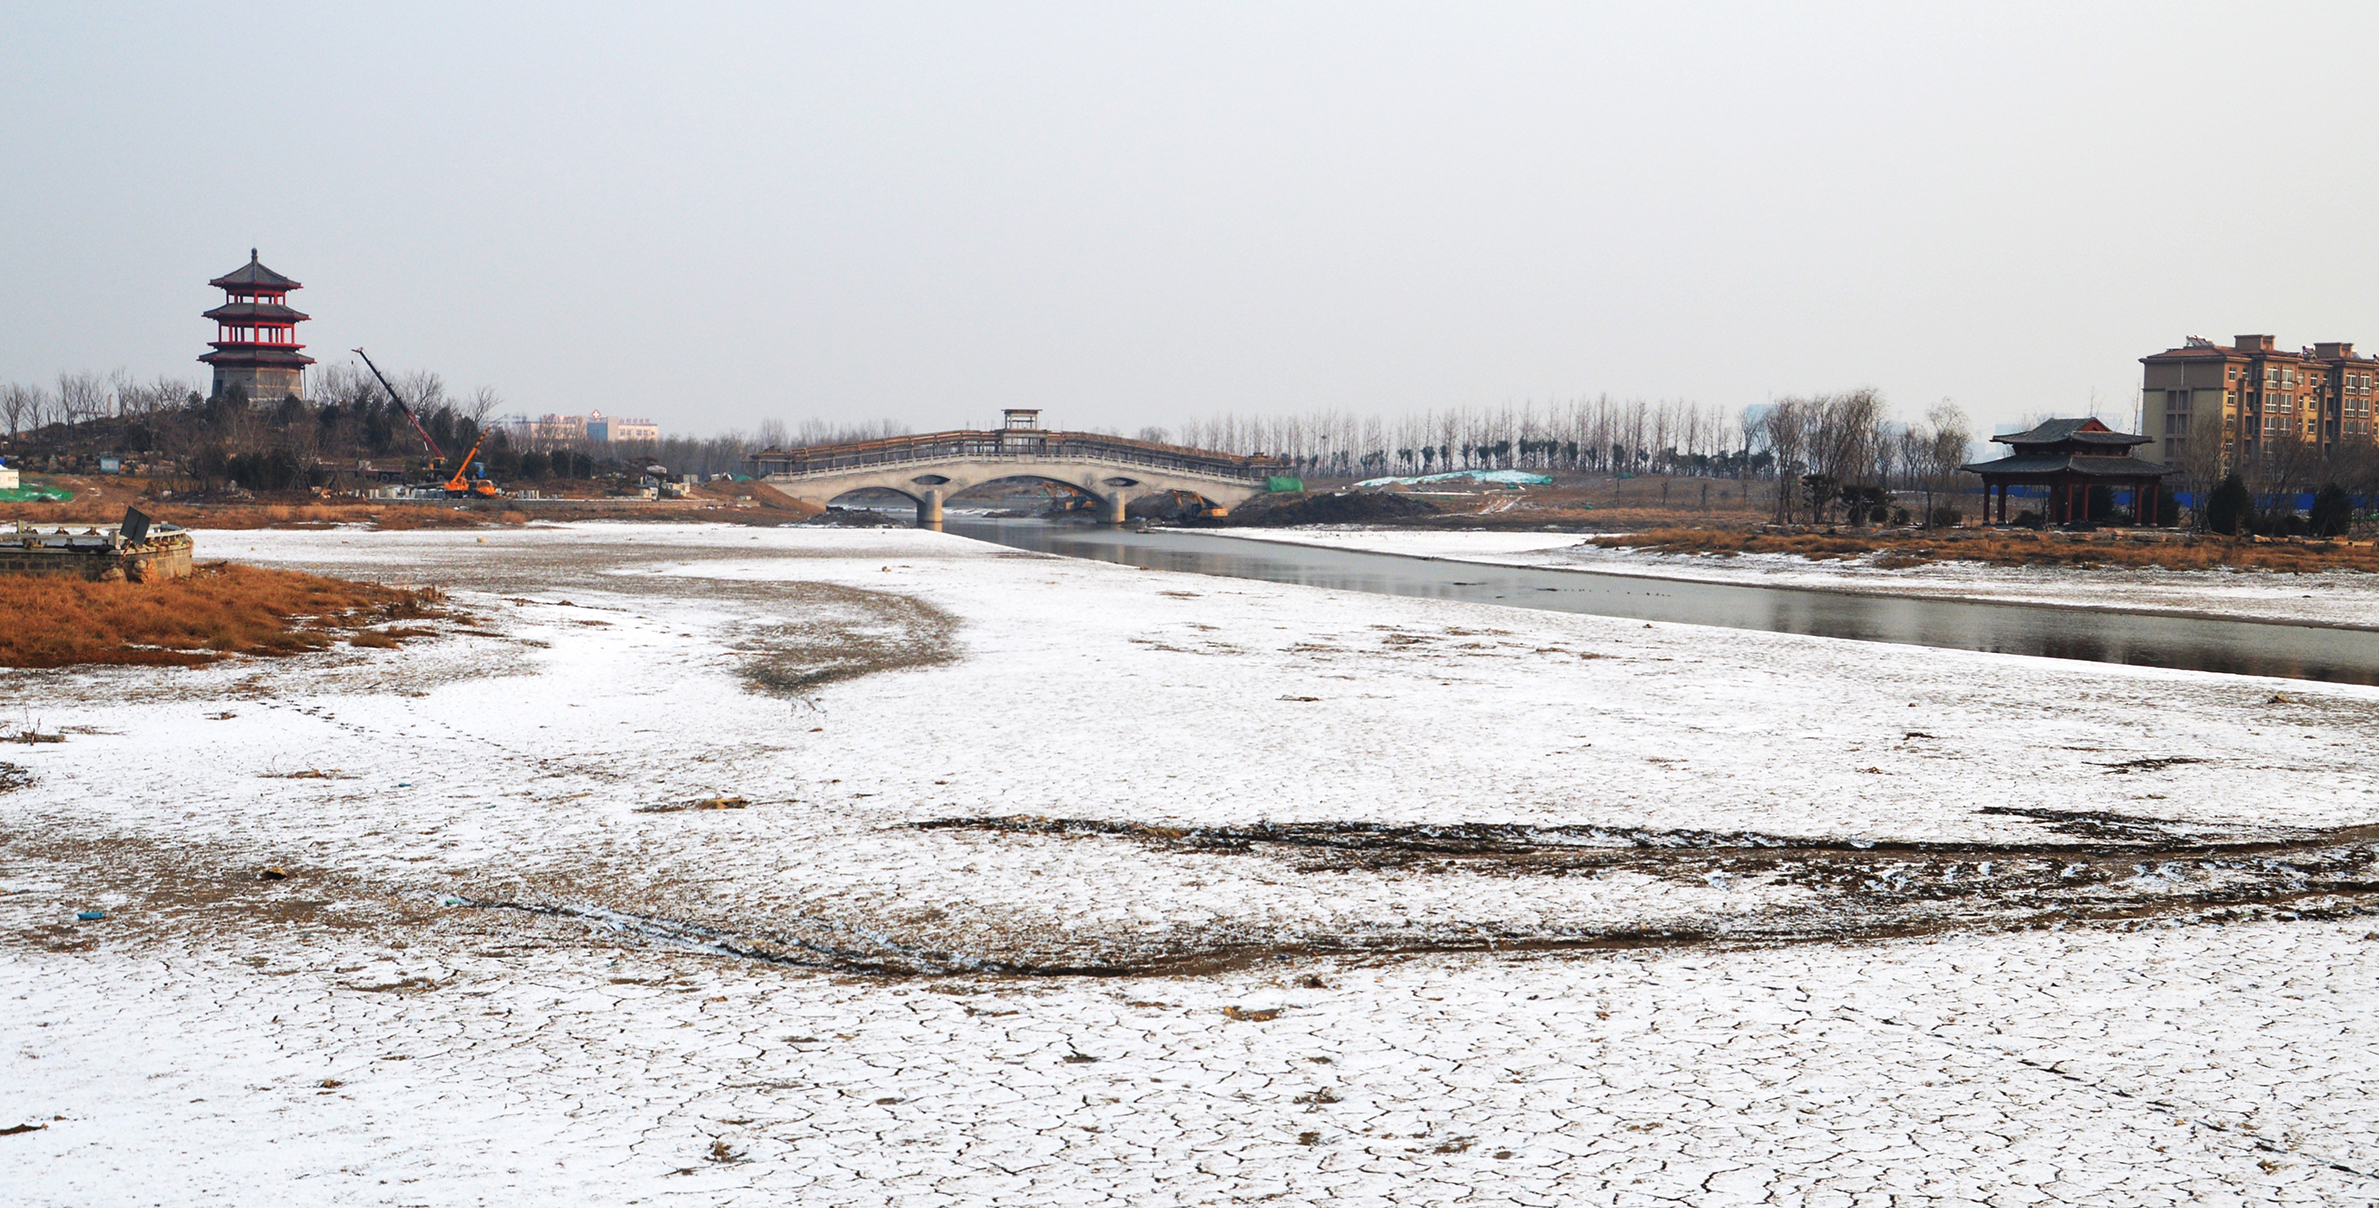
[825, 485, 923, 512]
[945, 475, 1106, 518]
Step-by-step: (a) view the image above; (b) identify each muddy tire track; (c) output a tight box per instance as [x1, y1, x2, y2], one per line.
[907, 813, 2379, 970]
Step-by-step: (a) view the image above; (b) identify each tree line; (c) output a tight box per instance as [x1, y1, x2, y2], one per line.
[2162, 411, 2379, 536]
[1144, 393, 1980, 526]
[0, 364, 757, 491]
[1151, 397, 1769, 480]
[9, 361, 2370, 531]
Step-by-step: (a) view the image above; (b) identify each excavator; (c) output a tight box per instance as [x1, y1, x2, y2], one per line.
[354, 348, 503, 499]
[1162, 489, 1227, 520]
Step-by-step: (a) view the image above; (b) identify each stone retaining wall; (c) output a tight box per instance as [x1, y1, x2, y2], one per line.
[0, 527, 195, 582]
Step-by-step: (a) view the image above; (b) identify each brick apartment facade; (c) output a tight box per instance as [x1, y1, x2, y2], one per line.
[2140, 334, 2379, 465]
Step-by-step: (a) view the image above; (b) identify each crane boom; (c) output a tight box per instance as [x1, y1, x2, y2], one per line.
[352, 348, 444, 464]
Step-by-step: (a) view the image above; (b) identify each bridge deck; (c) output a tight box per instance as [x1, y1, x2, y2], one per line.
[747, 430, 1279, 481]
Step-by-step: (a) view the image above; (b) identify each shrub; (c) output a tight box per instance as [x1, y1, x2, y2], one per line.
[2204, 474, 2252, 535]
[1927, 507, 1962, 527]
[2310, 482, 2353, 537]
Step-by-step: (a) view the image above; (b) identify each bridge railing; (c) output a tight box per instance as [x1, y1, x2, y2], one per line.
[747, 430, 1282, 481]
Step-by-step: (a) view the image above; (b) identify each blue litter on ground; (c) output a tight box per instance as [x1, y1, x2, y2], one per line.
[75, 910, 106, 921]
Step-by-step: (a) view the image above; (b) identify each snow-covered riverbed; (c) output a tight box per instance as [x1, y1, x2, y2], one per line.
[4, 523, 2375, 1204]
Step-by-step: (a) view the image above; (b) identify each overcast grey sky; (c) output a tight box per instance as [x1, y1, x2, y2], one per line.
[5, 2, 2377, 437]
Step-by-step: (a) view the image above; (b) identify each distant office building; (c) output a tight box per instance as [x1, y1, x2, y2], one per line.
[605, 415, 660, 444]
[199, 250, 313, 403]
[501, 409, 661, 448]
[2140, 334, 2379, 464]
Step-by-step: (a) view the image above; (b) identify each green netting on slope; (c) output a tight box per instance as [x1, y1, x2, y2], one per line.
[0, 483, 75, 502]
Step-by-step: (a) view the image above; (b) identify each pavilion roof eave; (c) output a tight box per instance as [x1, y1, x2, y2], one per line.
[1961, 454, 2175, 479]
[202, 303, 311, 322]
[199, 347, 315, 365]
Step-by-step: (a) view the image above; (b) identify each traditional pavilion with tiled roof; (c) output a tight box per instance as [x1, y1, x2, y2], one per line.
[199, 249, 312, 403]
[1961, 417, 2176, 526]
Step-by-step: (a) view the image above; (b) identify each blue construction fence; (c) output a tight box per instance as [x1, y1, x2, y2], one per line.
[1984, 486, 2354, 513]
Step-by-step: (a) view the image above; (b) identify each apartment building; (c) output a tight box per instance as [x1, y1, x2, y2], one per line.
[2139, 334, 2379, 464]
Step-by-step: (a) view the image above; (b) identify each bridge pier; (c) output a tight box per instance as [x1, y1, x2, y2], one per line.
[1103, 491, 1129, 525]
[917, 488, 944, 529]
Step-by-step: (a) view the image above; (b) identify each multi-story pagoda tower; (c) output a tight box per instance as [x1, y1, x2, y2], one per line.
[199, 249, 313, 403]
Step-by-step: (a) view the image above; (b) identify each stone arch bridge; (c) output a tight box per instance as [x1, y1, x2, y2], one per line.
[748, 430, 1282, 525]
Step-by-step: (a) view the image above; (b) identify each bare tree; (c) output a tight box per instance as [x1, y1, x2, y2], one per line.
[1922, 403, 1973, 525]
[1895, 423, 1930, 520]
[0, 382, 33, 436]
[56, 371, 111, 424]
[791, 417, 908, 446]
[1761, 399, 1810, 522]
[312, 363, 379, 411]
[395, 370, 448, 413]
[464, 385, 503, 427]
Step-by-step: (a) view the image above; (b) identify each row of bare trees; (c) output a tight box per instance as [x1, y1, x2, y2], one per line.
[1760, 391, 1975, 524]
[2167, 414, 2379, 505]
[1154, 397, 1764, 480]
[1, 371, 206, 435]
[0, 364, 524, 492]
[2163, 417, 2379, 532]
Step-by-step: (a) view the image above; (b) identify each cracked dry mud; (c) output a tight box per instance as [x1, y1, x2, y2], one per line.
[6, 523, 2379, 1205]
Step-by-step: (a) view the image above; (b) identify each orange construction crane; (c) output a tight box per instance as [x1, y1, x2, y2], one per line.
[354, 347, 504, 498]
[441, 432, 503, 498]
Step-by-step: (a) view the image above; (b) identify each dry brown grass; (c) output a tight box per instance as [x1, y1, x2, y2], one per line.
[0, 495, 522, 530]
[0, 473, 821, 530]
[1596, 527, 2379, 574]
[0, 497, 820, 530]
[0, 563, 452, 669]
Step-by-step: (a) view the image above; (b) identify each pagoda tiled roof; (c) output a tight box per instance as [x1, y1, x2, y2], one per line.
[202, 301, 310, 322]
[1988, 418, 2146, 447]
[208, 249, 301, 291]
[1960, 452, 2175, 478]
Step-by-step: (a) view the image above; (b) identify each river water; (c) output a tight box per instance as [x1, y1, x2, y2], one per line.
[943, 517, 2379, 686]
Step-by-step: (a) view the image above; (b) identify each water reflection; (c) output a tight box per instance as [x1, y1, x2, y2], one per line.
[945, 518, 2379, 686]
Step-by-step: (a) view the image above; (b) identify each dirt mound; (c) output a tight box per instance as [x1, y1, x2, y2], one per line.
[692, 477, 822, 518]
[1225, 491, 1440, 527]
